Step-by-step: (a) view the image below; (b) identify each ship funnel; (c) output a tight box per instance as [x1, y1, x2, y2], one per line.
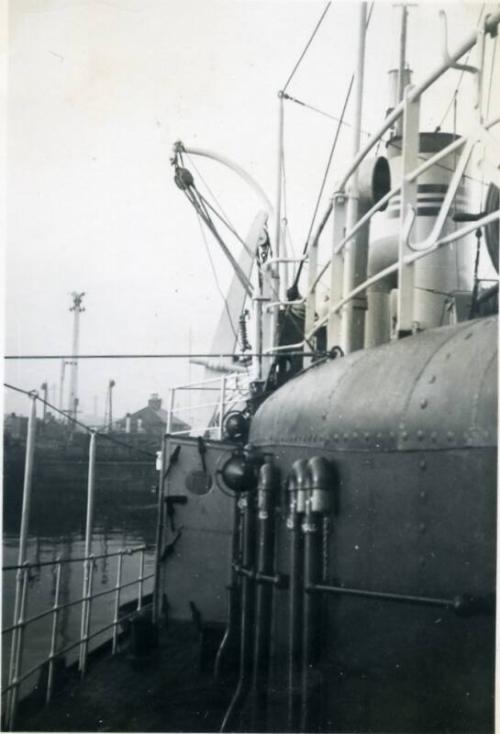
[365, 131, 475, 348]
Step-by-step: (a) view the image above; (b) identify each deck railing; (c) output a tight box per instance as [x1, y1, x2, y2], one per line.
[262, 12, 500, 359]
[2, 390, 157, 731]
[167, 370, 252, 438]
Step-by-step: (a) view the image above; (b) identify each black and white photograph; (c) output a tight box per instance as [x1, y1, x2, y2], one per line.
[3, 1, 499, 731]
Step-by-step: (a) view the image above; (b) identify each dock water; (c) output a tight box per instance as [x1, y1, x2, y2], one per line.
[2, 448, 158, 708]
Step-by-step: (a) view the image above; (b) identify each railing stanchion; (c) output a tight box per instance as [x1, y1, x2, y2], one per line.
[137, 549, 145, 610]
[6, 393, 37, 730]
[46, 557, 63, 703]
[305, 225, 319, 368]
[396, 89, 420, 337]
[7, 563, 30, 730]
[112, 551, 124, 654]
[79, 431, 97, 673]
[80, 556, 95, 676]
[153, 435, 167, 625]
[328, 195, 347, 349]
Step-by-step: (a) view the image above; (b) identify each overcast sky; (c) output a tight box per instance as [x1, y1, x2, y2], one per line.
[4, 0, 497, 423]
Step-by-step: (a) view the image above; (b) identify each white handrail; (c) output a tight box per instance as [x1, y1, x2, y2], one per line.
[305, 209, 500, 341]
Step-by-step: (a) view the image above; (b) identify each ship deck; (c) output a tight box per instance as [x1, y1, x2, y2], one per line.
[15, 620, 231, 732]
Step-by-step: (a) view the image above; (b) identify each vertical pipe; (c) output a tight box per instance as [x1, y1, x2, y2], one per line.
[251, 464, 277, 732]
[112, 551, 124, 655]
[7, 564, 29, 730]
[300, 498, 322, 733]
[7, 393, 37, 727]
[219, 376, 227, 439]
[215, 497, 243, 680]
[137, 549, 145, 611]
[287, 466, 306, 733]
[79, 431, 96, 672]
[46, 558, 63, 703]
[340, 2, 368, 354]
[220, 492, 256, 732]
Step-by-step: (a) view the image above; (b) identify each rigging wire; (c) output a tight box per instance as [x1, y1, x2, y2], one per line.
[292, 1, 374, 289]
[196, 191, 252, 256]
[282, 2, 332, 92]
[194, 210, 240, 343]
[434, 54, 472, 132]
[293, 75, 355, 288]
[4, 351, 316, 360]
[3, 382, 156, 458]
[435, 4, 485, 131]
[485, 31, 497, 121]
[184, 153, 233, 224]
[276, 101, 298, 285]
[195, 191, 254, 291]
[282, 92, 371, 137]
[280, 141, 298, 266]
[184, 153, 250, 253]
[179, 181, 253, 294]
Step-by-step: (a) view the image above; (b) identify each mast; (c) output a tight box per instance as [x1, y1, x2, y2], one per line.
[67, 292, 85, 423]
[395, 3, 414, 136]
[274, 93, 284, 301]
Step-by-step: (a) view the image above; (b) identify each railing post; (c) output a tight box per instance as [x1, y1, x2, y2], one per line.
[137, 549, 145, 611]
[305, 235, 318, 368]
[112, 551, 124, 654]
[328, 194, 347, 349]
[153, 434, 167, 625]
[46, 557, 63, 703]
[79, 556, 95, 676]
[79, 431, 96, 673]
[396, 87, 420, 337]
[7, 564, 29, 730]
[340, 2, 368, 355]
[6, 392, 37, 730]
[219, 375, 227, 439]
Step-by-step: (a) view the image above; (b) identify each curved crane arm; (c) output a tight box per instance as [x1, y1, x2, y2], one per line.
[173, 141, 274, 214]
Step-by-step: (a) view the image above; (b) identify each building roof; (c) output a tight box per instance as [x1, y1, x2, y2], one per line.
[120, 405, 190, 433]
